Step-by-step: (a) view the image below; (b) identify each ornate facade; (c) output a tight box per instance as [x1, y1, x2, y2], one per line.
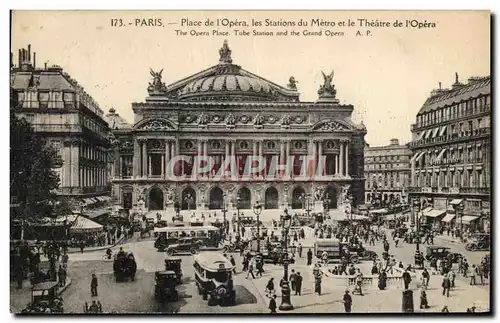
[10, 45, 112, 205]
[364, 139, 411, 204]
[408, 74, 491, 231]
[111, 41, 366, 215]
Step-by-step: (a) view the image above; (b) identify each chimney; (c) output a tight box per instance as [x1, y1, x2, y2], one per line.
[390, 138, 399, 146]
[27, 44, 31, 62]
[18, 49, 21, 67]
[44, 62, 47, 69]
[33, 52, 36, 69]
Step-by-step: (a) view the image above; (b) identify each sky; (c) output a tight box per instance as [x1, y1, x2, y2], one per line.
[11, 10, 490, 146]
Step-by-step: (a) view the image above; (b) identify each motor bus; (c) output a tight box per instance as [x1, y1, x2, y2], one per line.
[153, 226, 221, 251]
[193, 252, 235, 306]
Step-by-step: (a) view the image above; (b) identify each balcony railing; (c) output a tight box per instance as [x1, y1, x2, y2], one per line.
[459, 187, 490, 195]
[410, 127, 490, 148]
[31, 123, 82, 133]
[411, 104, 491, 130]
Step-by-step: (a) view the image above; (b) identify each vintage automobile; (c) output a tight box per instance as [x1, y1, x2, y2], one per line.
[222, 240, 248, 253]
[155, 220, 168, 228]
[261, 242, 296, 264]
[193, 252, 236, 306]
[342, 243, 378, 261]
[239, 216, 262, 227]
[22, 281, 64, 314]
[393, 227, 409, 238]
[164, 237, 202, 256]
[154, 271, 180, 302]
[314, 239, 359, 264]
[424, 246, 461, 263]
[465, 233, 490, 251]
[113, 252, 137, 282]
[164, 257, 183, 284]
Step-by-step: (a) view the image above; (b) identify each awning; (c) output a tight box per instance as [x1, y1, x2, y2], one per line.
[417, 130, 427, 141]
[424, 209, 447, 218]
[103, 196, 112, 201]
[414, 151, 425, 162]
[439, 126, 447, 137]
[431, 127, 440, 138]
[370, 208, 388, 215]
[83, 198, 94, 204]
[422, 207, 433, 214]
[435, 148, 448, 162]
[70, 216, 103, 233]
[449, 199, 463, 205]
[460, 215, 480, 224]
[425, 129, 433, 139]
[441, 213, 456, 223]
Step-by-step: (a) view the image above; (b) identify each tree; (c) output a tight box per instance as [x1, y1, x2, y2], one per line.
[10, 92, 63, 225]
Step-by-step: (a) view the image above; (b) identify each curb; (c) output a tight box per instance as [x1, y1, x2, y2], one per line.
[66, 236, 126, 254]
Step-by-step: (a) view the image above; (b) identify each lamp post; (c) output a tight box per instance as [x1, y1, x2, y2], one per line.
[305, 193, 312, 218]
[279, 209, 294, 311]
[299, 193, 306, 210]
[412, 199, 421, 252]
[222, 193, 228, 234]
[455, 202, 464, 241]
[236, 195, 241, 237]
[323, 193, 331, 215]
[253, 200, 263, 252]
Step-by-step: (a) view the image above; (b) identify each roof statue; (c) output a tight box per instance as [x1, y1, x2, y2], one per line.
[287, 76, 298, 90]
[219, 40, 233, 64]
[455, 72, 459, 84]
[318, 70, 337, 98]
[148, 68, 167, 96]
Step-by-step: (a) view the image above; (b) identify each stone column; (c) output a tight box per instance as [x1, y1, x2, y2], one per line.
[339, 141, 345, 176]
[133, 139, 140, 177]
[230, 140, 236, 178]
[203, 140, 209, 178]
[335, 154, 339, 175]
[311, 139, 317, 179]
[317, 140, 323, 177]
[141, 140, 147, 178]
[258, 140, 263, 177]
[225, 140, 230, 168]
[161, 155, 165, 178]
[165, 140, 170, 179]
[148, 155, 152, 178]
[345, 142, 349, 176]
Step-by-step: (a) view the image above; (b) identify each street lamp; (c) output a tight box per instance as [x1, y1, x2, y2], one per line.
[323, 193, 331, 214]
[236, 195, 241, 237]
[222, 193, 228, 235]
[412, 199, 421, 252]
[305, 193, 312, 218]
[455, 202, 464, 241]
[299, 193, 306, 210]
[253, 200, 263, 252]
[279, 209, 293, 311]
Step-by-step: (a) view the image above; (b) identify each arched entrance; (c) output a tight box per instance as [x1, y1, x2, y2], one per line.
[181, 187, 197, 210]
[237, 187, 251, 209]
[264, 187, 279, 209]
[291, 186, 306, 209]
[209, 187, 224, 210]
[324, 186, 338, 209]
[149, 187, 164, 211]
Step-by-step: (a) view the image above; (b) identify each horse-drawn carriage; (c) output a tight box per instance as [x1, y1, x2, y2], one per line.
[22, 281, 64, 314]
[113, 251, 137, 282]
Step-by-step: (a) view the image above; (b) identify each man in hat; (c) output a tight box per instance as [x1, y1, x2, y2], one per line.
[343, 290, 352, 313]
[269, 294, 277, 313]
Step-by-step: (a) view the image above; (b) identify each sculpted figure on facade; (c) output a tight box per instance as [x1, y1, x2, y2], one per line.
[281, 113, 291, 127]
[148, 68, 167, 95]
[287, 76, 298, 90]
[253, 113, 264, 128]
[314, 186, 324, 201]
[198, 113, 208, 127]
[219, 40, 233, 64]
[318, 70, 337, 98]
[320, 120, 348, 132]
[225, 112, 236, 128]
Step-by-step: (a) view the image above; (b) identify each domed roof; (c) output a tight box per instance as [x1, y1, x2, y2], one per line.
[179, 73, 275, 101]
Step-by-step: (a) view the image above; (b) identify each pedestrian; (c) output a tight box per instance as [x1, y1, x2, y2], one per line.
[321, 251, 328, 266]
[265, 278, 275, 296]
[57, 265, 66, 287]
[378, 270, 387, 290]
[395, 237, 399, 248]
[419, 290, 430, 309]
[343, 290, 352, 313]
[478, 265, 485, 285]
[230, 255, 236, 274]
[290, 269, 297, 292]
[398, 261, 404, 269]
[314, 272, 322, 295]
[246, 258, 255, 279]
[402, 269, 412, 290]
[348, 264, 356, 276]
[295, 272, 303, 296]
[441, 274, 451, 297]
[90, 273, 98, 297]
[441, 305, 450, 313]
[449, 269, 456, 288]
[354, 269, 364, 296]
[463, 259, 469, 278]
[298, 243, 303, 258]
[79, 241, 85, 254]
[470, 265, 477, 285]
[269, 294, 277, 313]
[307, 248, 313, 266]
[421, 268, 430, 289]
[371, 262, 379, 275]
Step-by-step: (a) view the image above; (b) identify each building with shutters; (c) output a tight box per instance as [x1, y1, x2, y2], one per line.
[364, 139, 412, 205]
[110, 40, 367, 216]
[408, 74, 491, 232]
[10, 45, 113, 210]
